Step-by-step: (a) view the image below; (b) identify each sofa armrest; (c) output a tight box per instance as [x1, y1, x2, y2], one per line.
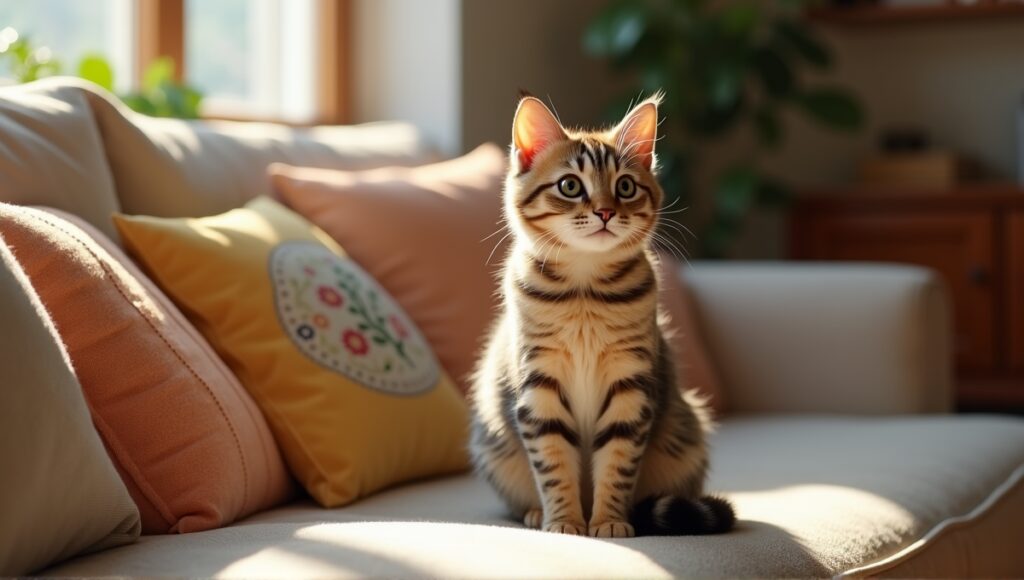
[684, 262, 953, 415]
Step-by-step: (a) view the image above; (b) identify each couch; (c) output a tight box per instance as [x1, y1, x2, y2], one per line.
[2, 78, 1022, 578]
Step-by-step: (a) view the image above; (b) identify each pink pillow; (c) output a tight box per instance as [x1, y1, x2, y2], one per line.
[270, 144, 727, 412]
[0, 204, 294, 533]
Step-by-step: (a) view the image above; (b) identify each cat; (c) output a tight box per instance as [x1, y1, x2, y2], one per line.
[468, 93, 734, 538]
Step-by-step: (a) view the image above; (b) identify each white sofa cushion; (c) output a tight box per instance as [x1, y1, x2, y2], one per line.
[46, 415, 1024, 578]
[687, 263, 953, 414]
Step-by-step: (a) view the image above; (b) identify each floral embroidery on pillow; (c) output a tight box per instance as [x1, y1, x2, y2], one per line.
[270, 241, 439, 395]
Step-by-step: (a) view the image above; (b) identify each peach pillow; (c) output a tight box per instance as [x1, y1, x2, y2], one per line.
[0, 204, 293, 533]
[270, 144, 727, 412]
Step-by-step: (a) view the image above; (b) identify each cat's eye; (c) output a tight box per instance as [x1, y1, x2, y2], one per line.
[557, 176, 585, 198]
[616, 176, 637, 199]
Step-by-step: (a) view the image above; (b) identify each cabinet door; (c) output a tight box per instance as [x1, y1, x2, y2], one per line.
[799, 212, 995, 372]
[1009, 212, 1024, 373]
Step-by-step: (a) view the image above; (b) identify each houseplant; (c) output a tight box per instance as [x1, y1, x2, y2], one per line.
[584, 0, 864, 257]
[0, 26, 201, 119]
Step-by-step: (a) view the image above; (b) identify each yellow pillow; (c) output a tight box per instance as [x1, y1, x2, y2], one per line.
[113, 197, 469, 507]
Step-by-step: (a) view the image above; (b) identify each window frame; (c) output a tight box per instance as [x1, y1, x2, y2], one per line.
[135, 0, 350, 125]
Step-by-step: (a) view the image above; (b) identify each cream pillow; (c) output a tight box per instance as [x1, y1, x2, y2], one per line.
[0, 236, 140, 574]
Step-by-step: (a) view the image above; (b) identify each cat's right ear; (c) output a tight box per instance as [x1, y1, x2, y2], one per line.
[512, 97, 565, 173]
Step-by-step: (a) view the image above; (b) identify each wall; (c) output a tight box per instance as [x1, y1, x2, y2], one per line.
[351, 0, 622, 155]
[351, 0, 462, 155]
[351, 1, 1024, 257]
[459, 0, 623, 151]
[769, 19, 1024, 188]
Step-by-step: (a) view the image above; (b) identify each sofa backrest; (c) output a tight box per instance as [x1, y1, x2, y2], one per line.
[0, 80, 122, 236]
[0, 77, 436, 237]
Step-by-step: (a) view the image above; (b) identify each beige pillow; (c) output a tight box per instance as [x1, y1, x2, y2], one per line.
[0, 78, 121, 238]
[74, 77, 436, 219]
[0, 236, 140, 574]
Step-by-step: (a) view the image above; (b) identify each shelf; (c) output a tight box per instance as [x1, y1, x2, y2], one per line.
[797, 182, 1024, 210]
[809, 2, 1024, 25]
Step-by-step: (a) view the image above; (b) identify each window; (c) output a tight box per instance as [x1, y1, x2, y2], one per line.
[0, 0, 135, 92]
[1, 0, 348, 124]
[185, 0, 318, 122]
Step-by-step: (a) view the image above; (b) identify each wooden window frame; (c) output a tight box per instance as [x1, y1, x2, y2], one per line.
[134, 0, 350, 125]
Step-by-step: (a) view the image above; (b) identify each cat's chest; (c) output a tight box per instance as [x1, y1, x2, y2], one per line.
[540, 301, 625, 428]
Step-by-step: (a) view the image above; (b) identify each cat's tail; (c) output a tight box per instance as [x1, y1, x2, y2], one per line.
[631, 494, 735, 535]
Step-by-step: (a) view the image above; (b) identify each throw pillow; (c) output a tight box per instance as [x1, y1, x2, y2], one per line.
[0, 235, 139, 574]
[0, 204, 294, 534]
[112, 197, 469, 508]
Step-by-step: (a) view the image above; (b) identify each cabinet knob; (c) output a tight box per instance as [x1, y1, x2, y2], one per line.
[968, 266, 989, 286]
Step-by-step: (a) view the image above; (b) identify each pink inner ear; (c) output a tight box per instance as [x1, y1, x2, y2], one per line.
[513, 98, 564, 172]
[617, 103, 658, 171]
[516, 149, 532, 171]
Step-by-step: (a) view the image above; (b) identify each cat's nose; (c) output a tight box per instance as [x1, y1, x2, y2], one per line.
[594, 208, 616, 223]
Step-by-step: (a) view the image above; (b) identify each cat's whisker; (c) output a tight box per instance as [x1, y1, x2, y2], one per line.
[485, 229, 516, 266]
[658, 217, 697, 241]
[649, 230, 688, 264]
[481, 220, 510, 242]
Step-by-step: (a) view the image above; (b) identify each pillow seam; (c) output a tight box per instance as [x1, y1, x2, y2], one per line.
[24, 210, 251, 528]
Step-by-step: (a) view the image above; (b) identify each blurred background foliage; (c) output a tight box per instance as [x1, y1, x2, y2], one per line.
[0, 26, 202, 118]
[584, 0, 865, 258]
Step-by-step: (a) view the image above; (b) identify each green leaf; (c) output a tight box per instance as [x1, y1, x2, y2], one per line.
[77, 54, 114, 91]
[143, 57, 175, 92]
[583, 0, 648, 57]
[714, 166, 759, 219]
[798, 87, 864, 131]
[774, 21, 831, 69]
[719, 3, 759, 38]
[752, 47, 793, 98]
[372, 336, 388, 345]
[120, 94, 156, 116]
[753, 107, 782, 147]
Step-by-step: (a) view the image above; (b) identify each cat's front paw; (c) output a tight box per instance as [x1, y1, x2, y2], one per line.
[588, 520, 635, 538]
[544, 520, 586, 535]
[523, 509, 543, 529]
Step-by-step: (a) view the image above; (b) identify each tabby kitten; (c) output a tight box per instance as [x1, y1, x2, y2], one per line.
[469, 94, 734, 538]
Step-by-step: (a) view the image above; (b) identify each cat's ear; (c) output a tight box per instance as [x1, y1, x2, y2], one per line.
[613, 95, 661, 171]
[512, 96, 565, 172]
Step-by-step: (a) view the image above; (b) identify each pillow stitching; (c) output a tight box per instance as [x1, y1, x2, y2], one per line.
[25, 210, 251, 527]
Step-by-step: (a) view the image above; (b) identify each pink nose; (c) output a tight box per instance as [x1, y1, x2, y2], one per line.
[594, 208, 616, 223]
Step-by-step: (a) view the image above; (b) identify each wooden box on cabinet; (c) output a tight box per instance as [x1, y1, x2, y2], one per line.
[791, 185, 1024, 410]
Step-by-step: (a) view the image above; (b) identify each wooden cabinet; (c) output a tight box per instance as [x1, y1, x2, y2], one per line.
[1010, 213, 1024, 374]
[791, 186, 1024, 410]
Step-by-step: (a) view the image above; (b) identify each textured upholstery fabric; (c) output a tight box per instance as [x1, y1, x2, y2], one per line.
[859, 467, 1024, 577]
[0, 78, 121, 237]
[0, 237, 139, 575]
[71, 78, 435, 219]
[685, 263, 954, 414]
[46, 415, 1024, 578]
[0, 204, 294, 533]
[113, 198, 469, 508]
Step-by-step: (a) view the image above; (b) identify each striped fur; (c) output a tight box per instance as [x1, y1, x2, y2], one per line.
[469, 95, 734, 538]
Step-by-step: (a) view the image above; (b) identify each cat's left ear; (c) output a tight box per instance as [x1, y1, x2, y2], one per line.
[613, 95, 661, 171]
[513, 96, 566, 172]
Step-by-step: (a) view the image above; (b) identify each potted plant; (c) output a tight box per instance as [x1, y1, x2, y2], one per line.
[585, 0, 864, 257]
